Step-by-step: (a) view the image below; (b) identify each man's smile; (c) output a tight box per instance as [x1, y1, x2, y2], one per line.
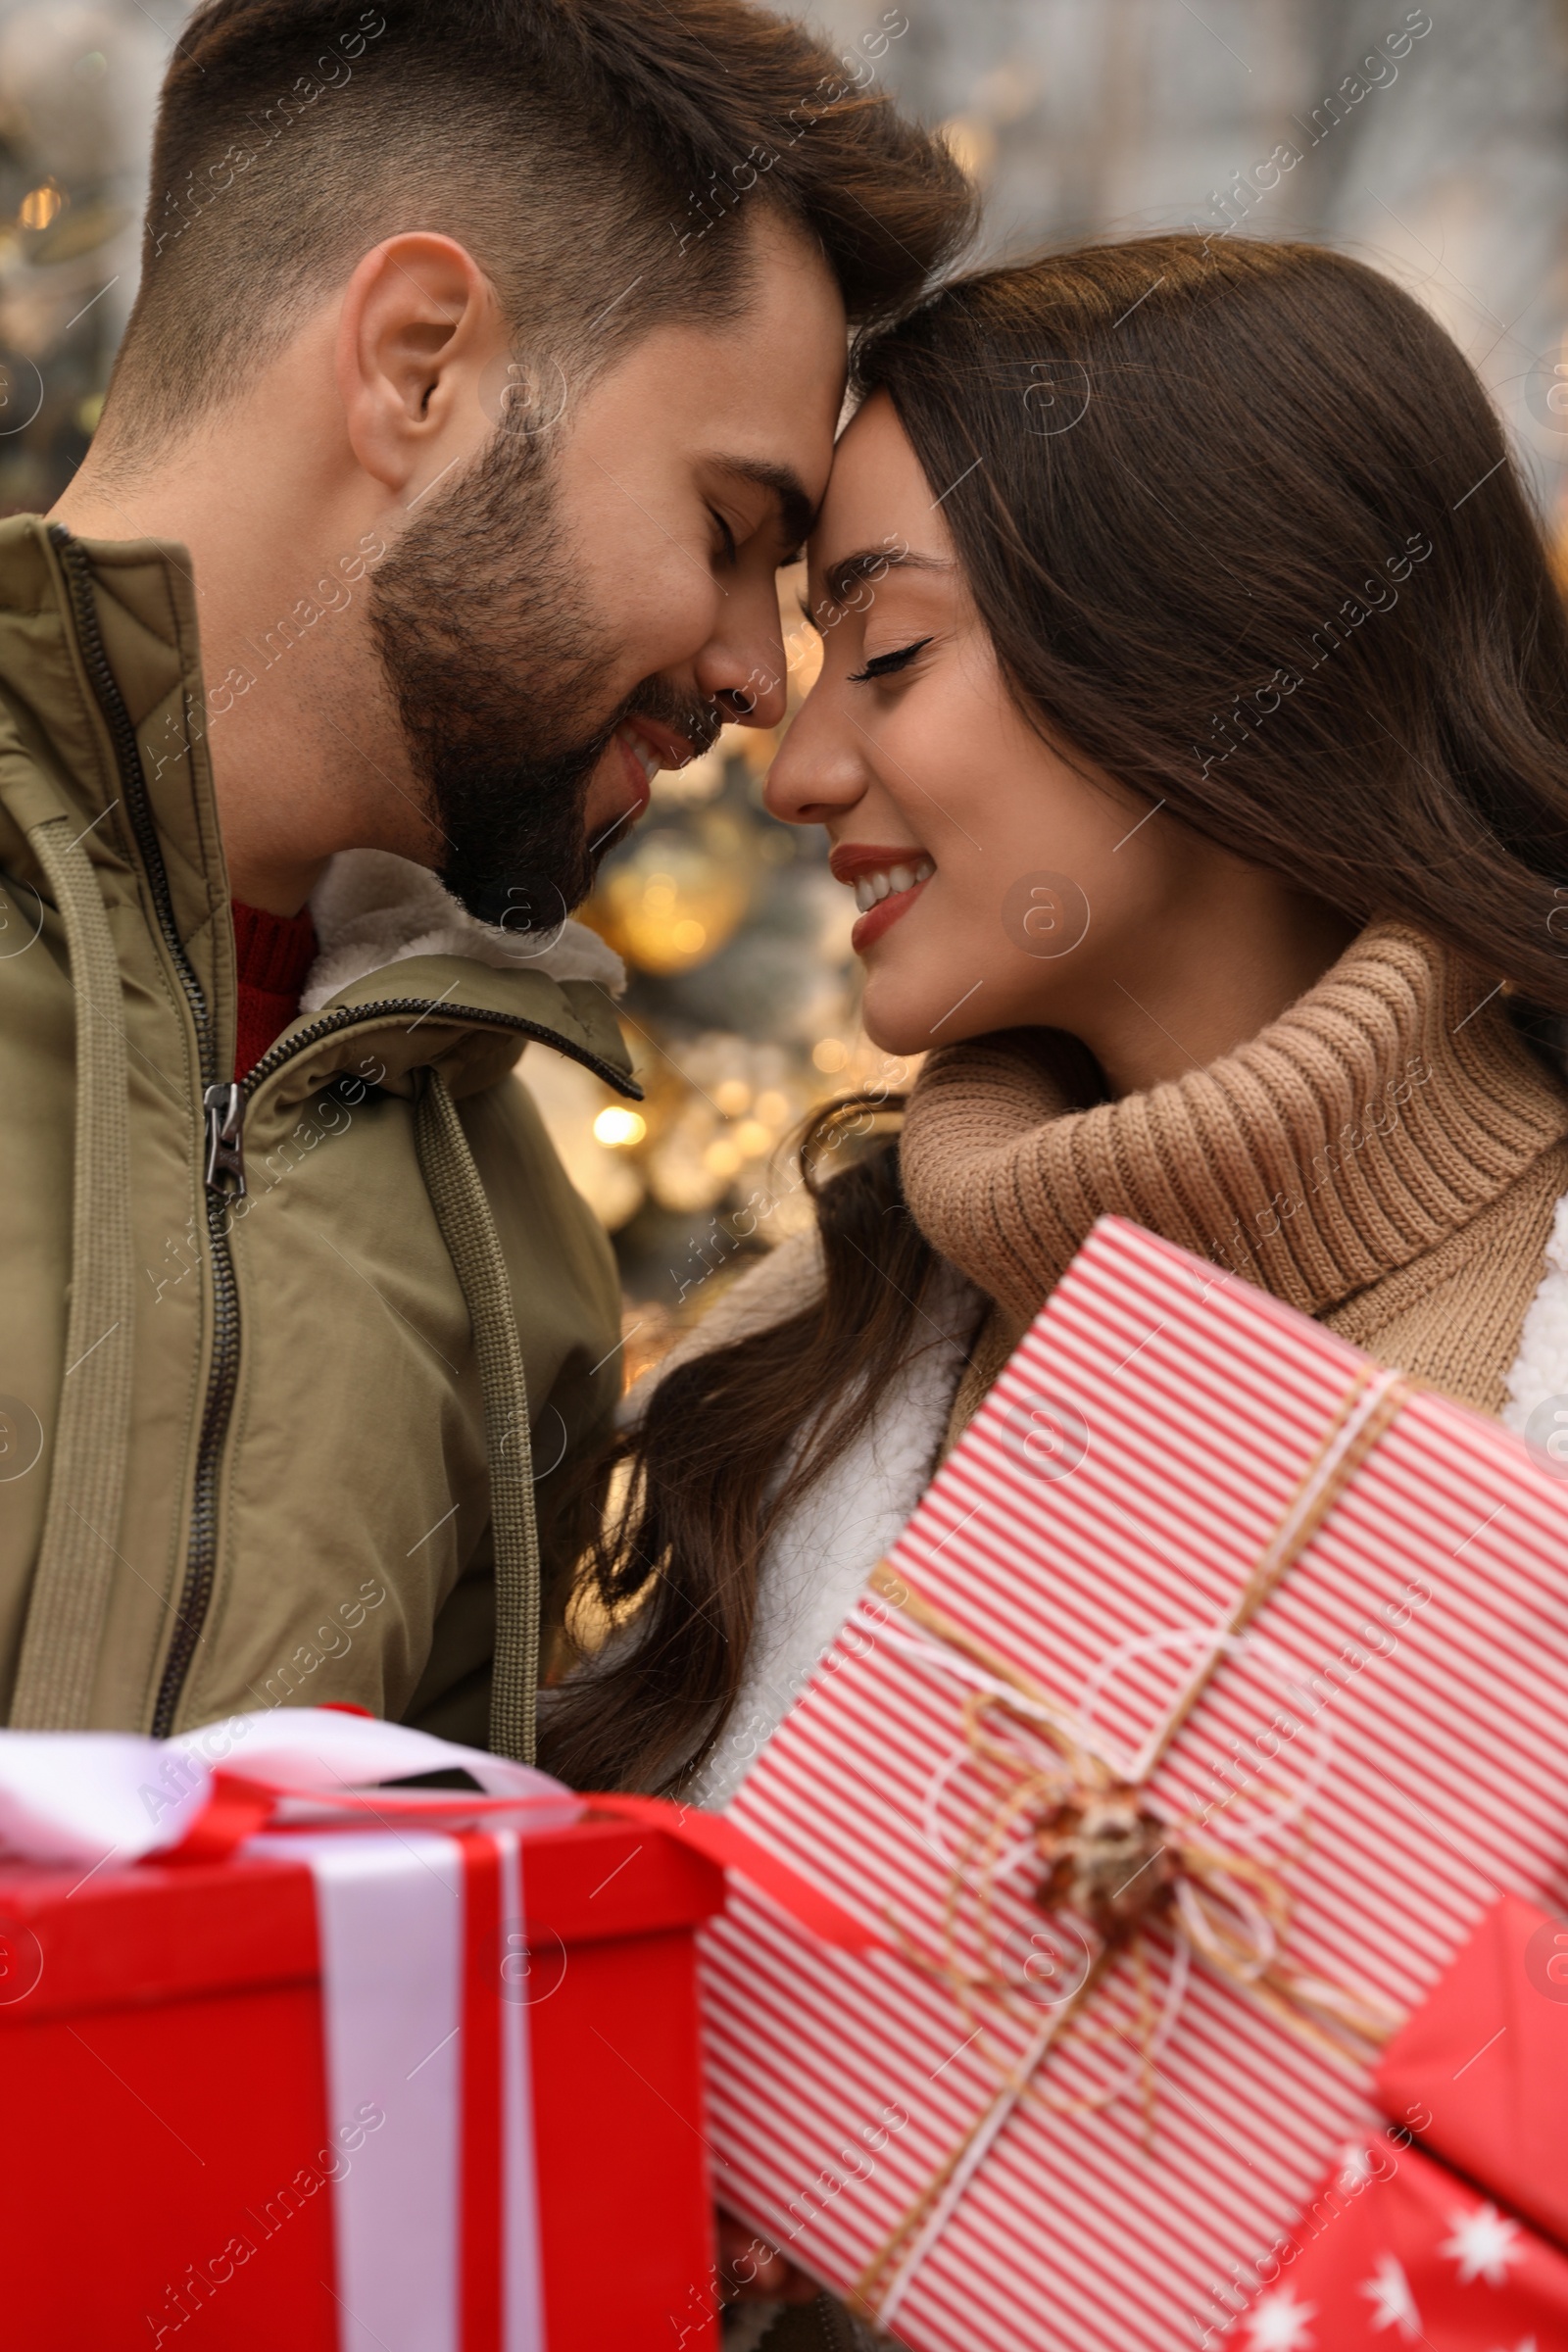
[601, 715, 698, 833]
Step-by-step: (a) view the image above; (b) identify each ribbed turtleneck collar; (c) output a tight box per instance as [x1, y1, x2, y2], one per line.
[899, 922, 1568, 1325]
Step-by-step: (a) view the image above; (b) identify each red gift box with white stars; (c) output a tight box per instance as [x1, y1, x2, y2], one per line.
[1226, 1895, 1568, 2349]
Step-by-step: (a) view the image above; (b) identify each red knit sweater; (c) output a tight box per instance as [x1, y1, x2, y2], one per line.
[231, 899, 318, 1078]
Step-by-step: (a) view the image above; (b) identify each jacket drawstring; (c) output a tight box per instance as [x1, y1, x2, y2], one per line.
[8, 815, 135, 1728]
[415, 1068, 541, 1764]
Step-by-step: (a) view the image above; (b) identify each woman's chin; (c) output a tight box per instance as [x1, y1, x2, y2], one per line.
[858, 982, 941, 1064]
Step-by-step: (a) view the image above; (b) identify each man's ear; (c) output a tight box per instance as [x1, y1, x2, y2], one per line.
[336, 232, 500, 497]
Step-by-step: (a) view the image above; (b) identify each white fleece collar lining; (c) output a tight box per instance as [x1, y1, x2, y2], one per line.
[300, 848, 625, 1014]
[1502, 1189, 1568, 1440]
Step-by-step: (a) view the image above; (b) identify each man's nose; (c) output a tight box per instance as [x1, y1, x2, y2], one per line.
[707, 662, 788, 731]
[695, 599, 789, 731]
[712, 678, 781, 726]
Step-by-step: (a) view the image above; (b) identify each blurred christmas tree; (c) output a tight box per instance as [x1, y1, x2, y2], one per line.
[0, 3, 161, 519]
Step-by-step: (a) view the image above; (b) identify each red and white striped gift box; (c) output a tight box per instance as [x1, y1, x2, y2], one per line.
[699, 1215, 1568, 2352]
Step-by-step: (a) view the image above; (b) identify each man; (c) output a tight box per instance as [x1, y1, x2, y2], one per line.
[0, 0, 972, 1759]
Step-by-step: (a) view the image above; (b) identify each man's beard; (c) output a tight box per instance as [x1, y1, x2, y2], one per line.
[368, 420, 720, 932]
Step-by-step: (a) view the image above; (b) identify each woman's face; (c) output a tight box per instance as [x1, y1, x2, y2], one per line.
[767, 395, 1311, 1075]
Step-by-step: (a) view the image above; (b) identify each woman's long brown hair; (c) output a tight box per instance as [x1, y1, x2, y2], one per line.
[541, 232, 1568, 1794]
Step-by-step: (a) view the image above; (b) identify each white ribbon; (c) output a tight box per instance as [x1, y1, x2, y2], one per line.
[0, 1707, 572, 1869]
[266, 1827, 469, 2352]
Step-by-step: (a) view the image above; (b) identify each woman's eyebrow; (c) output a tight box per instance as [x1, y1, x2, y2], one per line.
[816, 547, 951, 612]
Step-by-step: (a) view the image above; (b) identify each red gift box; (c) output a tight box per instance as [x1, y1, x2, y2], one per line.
[1221, 1893, 1568, 2347]
[697, 1215, 1568, 2352]
[1227, 2138, 1568, 2350]
[0, 1814, 723, 2351]
[1376, 1891, 1568, 2249]
[0, 1710, 869, 2352]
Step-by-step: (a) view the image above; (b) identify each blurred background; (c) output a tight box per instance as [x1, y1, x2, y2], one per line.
[3, 0, 1566, 1360]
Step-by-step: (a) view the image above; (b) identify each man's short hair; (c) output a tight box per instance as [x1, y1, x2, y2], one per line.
[105, 0, 976, 457]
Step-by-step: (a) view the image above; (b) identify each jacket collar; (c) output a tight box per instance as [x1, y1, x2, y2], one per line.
[0, 517, 227, 978]
[255, 949, 637, 1106]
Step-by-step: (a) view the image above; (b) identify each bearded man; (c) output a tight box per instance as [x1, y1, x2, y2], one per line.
[0, 0, 972, 1758]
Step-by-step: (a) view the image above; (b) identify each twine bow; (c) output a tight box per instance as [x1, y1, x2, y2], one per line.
[849, 1363, 1410, 2328]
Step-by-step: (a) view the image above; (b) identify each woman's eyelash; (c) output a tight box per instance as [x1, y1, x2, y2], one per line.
[848, 636, 933, 684]
[709, 508, 738, 564]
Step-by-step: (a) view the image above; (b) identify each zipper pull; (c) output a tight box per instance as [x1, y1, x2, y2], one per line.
[203, 1082, 247, 1199]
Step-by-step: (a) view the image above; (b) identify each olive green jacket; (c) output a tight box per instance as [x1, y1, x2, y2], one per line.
[0, 516, 635, 1752]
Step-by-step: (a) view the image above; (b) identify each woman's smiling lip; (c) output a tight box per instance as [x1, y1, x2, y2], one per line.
[828, 842, 930, 883]
[830, 841, 935, 954]
[852, 876, 930, 953]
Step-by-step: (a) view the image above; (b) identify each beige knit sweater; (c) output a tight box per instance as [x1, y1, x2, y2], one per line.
[898, 922, 1568, 1435]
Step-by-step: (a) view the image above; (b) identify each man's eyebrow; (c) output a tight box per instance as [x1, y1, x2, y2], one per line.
[710, 456, 815, 551]
[817, 547, 951, 612]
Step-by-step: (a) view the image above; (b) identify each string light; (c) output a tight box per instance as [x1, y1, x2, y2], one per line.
[20, 184, 64, 231]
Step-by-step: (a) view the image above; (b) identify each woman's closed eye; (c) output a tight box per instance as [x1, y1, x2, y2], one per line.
[848, 635, 933, 684]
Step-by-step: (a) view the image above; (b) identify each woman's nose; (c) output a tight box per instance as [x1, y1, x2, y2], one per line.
[764, 681, 868, 828]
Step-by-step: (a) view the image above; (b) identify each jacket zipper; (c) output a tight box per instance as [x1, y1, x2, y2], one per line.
[201, 1004, 640, 1200]
[173, 1008, 636, 1723]
[242, 1000, 640, 1105]
[49, 524, 244, 1740]
[50, 523, 639, 1731]
[182, 1001, 639, 1735]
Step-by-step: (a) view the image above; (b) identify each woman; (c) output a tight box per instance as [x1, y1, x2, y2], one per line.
[543, 233, 1568, 2332]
